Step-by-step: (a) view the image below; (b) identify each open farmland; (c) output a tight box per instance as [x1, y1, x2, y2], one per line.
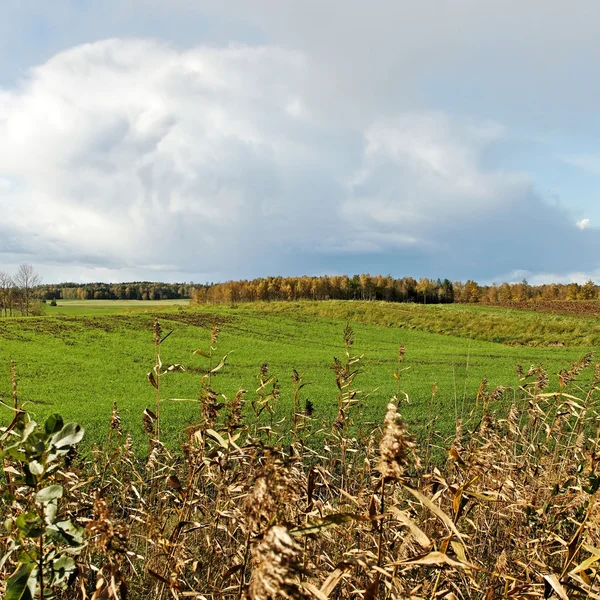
[3, 299, 600, 599]
[0, 300, 597, 450]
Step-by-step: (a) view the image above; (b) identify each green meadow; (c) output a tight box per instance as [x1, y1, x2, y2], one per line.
[0, 299, 597, 451]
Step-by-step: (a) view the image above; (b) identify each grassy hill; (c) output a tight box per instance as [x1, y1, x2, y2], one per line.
[0, 300, 596, 450]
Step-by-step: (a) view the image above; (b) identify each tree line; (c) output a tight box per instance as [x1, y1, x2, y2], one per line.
[191, 275, 600, 305]
[3, 267, 600, 317]
[470, 278, 600, 303]
[39, 282, 195, 301]
[192, 275, 455, 304]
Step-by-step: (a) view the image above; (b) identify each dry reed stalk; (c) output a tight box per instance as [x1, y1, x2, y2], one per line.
[245, 526, 309, 600]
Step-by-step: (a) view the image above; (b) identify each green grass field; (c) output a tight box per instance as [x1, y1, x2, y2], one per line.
[45, 298, 190, 315]
[0, 300, 597, 452]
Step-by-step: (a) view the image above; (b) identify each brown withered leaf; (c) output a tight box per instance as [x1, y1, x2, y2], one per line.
[144, 408, 157, 421]
[147, 371, 158, 389]
[363, 574, 380, 600]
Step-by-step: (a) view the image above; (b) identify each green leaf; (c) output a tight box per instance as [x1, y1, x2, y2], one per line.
[0, 539, 17, 572]
[4, 517, 14, 533]
[47, 519, 85, 547]
[35, 485, 63, 504]
[44, 500, 58, 525]
[44, 414, 64, 435]
[2, 421, 38, 456]
[51, 555, 76, 587]
[1, 492, 16, 504]
[20, 421, 37, 444]
[4, 448, 27, 461]
[49, 423, 84, 451]
[15, 513, 44, 538]
[5, 562, 35, 600]
[28, 461, 43, 476]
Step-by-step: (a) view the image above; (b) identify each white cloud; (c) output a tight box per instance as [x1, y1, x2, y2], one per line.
[1, 37, 599, 283]
[0, 39, 331, 276]
[525, 271, 598, 286]
[577, 218, 591, 230]
[340, 113, 527, 253]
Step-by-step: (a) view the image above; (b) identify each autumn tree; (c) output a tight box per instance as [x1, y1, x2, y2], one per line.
[580, 279, 596, 300]
[485, 283, 499, 304]
[462, 280, 481, 303]
[566, 283, 580, 301]
[416, 278, 435, 303]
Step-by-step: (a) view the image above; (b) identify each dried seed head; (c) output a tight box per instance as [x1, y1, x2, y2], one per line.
[110, 401, 121, 433]
[201, 388, 221, 429]
[245, 458, 299, 532]
[480, 412, 497, 436]
[123, 433, 134, 457]
[574, 429, 586, 458]
[333, 409, 345, 431]
[260, 362, 269, 378]
[146, 441, 163, 471]
[476, 377, 488, 403]
[489, 385, 505, 402]
[558, 368, 569, 388]
[332, 357, 344, 378]
[431, 381, 438, 398]
[378, 403, 416, 481]
[535, 365, 549, 391]
[227, 389, 246, 431]
[272, 382, 281, 402]
[507, 404, 520, 436]
[153, 320, 162, 346]
[246, 526, 309, 600]
[211, 325, 220, 346]
[398, 344, 405, 362]
[516, 364, 523, 378]
[560, 352, 594, 388]
[344, 322, 354, 349]
[291, 369, 300, 384]
[86, 498, 129, 554]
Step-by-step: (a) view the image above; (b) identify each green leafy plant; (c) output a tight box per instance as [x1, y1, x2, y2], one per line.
[1, 412, 85, 600]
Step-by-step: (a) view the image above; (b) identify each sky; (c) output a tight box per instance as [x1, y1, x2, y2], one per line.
[1, 0, 600, 285]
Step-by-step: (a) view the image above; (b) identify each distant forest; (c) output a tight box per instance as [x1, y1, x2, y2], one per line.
[3, 267, 600, 318]
[190, 274, 600, 305]
[34, 275, 600, 305]
[37, 281, 196, 301]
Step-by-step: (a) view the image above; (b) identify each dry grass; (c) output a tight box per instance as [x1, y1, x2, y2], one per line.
[2, 324, 600, 599]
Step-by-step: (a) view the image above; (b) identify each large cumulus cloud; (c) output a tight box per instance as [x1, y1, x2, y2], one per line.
[0, 36, 598, 283]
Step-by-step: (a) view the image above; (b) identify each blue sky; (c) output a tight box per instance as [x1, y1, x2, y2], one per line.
[1, 0, 599, 284]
